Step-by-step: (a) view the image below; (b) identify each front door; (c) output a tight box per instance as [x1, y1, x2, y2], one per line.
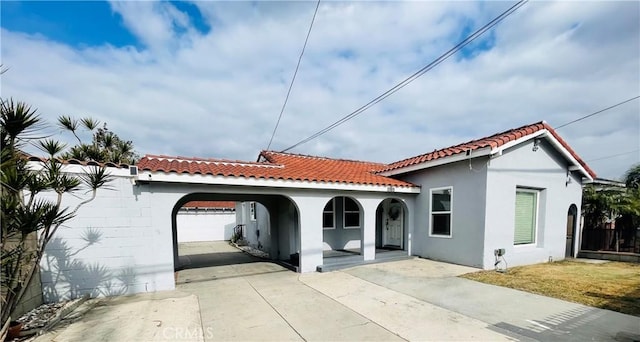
[383, 201, 403, 248]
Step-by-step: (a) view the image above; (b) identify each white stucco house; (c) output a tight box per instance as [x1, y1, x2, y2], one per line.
[36, 121, 595, 301]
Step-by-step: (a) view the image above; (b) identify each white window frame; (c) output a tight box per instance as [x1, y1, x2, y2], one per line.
[249, 202, 256, 221]
[429, 186, 453, 238]
[323, 198, 336, 229]
[514, 188, 539, 247]
[343, 197, 361, 229]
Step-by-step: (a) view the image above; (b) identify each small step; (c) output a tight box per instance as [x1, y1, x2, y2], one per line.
[317, 254, 414, 272]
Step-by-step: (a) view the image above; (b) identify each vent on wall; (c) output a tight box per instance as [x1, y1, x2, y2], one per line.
[129, 166, 138, 176]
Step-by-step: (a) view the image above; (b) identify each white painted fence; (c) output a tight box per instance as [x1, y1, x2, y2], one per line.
[176, 209, 236, 242]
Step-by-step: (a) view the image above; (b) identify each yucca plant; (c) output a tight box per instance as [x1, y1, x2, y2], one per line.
[58, 116, 139, 165]
[1, 98, 113, 330]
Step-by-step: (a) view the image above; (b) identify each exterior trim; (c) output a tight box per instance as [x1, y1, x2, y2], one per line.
[428, 186, 453, 238]
[139, 171, 421, 193]
[323, 198, 336, 230]
[343, 197, 361, 229]
[513, 187, 540, 247]
[379, 128, 593, 181]
[249, 202, 257, 221]
[379, 148, 492, 176]
[491, 130, 593, 181]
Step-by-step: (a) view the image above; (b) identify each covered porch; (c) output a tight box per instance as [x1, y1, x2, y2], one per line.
[314, 196, 414, 272]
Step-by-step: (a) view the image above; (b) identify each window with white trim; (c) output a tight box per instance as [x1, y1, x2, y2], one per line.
[514, 189, 538, 245]
[430, 187, 452, 237]
[323, 199, 335, 229]
[343, 197, 360, 228]
[249, 202, 256, 221]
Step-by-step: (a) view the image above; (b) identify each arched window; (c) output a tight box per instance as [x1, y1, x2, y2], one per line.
[323, 199, 335, 229]
[343, 197, 360, 228]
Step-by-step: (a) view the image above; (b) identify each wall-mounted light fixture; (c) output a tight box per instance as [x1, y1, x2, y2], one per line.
[532, 138, 540, 152]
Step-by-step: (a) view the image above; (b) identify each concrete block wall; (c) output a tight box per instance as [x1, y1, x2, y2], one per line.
[4, 231, 44, 318]
[38, 168, 174, 303]
[176, 210, 236, 242]
[12, 269, 43, 318]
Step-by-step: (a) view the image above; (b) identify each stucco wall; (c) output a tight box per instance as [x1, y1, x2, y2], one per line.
[400, 158, 489, 268]
[237, 202, 271, 251]
[322, 197, 362, 251]
[483, 139, 583, 269]
[176, 209, 236, 242]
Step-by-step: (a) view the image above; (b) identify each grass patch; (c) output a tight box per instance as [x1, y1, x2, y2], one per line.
[460, 261, 640, 316]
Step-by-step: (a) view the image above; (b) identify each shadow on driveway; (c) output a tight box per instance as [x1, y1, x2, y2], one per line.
[176, 241, 289, 284]
[178, 251, 261, 270]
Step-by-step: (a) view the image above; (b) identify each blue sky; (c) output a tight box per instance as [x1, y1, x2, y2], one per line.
[1, 1, 138, 47]
[1, 1, 639, 179]
[1, 1, 212, 47]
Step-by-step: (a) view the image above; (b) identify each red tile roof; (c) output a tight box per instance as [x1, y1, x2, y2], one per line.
[137, 153, 418, 188]
[381, 121, 596, 178]
[182, 201, 236, 209]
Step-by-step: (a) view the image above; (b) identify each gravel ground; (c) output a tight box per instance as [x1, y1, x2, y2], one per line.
[8, 298, 83, 341]
[17, 301, 68, 330]
[234, 244, 270, 259]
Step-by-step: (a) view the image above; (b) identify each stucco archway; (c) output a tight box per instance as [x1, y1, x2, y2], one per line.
[321, 196, 364, 263]
[171, 193, 301, 276]
[375, 198, 409, 251]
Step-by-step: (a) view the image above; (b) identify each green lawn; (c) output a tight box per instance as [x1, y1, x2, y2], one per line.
[460, 260, 640, 316]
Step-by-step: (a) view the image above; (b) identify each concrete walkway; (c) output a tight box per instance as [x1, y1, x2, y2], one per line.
[34, 243, 640, 341]
[341, 259, 640, 342]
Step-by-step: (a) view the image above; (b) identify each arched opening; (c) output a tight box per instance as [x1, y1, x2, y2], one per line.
[171, 193, 300, 283]
[321, 196, 364, 265]
[566, 204, 578, 258]
[177, 200, 237, 244]
[375, 198, 410, 261]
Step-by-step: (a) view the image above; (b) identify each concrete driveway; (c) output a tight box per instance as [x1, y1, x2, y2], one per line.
[36, 242, 640, 341]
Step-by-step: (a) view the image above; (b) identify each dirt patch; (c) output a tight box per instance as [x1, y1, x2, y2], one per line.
[461, 261, 640, 316]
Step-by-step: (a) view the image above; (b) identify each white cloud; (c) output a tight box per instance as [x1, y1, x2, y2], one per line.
[1, 1, 638, 179]
[108, 1, 196, 53]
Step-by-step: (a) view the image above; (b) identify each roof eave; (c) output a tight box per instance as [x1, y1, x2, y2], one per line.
[489, 130, 593, 181]
[139, 171, 421, 194]
[380, 129, 594, 181]
[378, 147, 493, 176]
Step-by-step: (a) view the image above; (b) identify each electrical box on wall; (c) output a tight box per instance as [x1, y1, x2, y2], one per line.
[494, 248, 506, 257]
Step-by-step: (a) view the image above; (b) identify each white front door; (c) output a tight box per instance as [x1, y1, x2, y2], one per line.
[383, 201, 403, 248]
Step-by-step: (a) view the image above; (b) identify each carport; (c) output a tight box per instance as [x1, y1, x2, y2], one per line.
[171, 192, 301, 272]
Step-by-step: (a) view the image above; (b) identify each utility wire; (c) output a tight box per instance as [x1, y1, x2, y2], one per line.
[555, 95, 640, 130]
[266, 0, 321, 151]
[586, 149, 640, 163]
[281, 0, 528, 153]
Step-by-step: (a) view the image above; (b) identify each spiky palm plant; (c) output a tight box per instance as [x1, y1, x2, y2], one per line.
[58, 116, 138, 164]
[1, 98, 113, 329]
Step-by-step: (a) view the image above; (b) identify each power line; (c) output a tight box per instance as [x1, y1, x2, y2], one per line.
[280, 0, 528, 153]
[555, 95, 640, 130]
[266, 0, 321, 151]
[586, 149, 640, 163]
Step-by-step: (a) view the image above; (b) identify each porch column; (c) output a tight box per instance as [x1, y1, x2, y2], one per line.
[360, 199, 379, 261]
[291, 196, 325, 273]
